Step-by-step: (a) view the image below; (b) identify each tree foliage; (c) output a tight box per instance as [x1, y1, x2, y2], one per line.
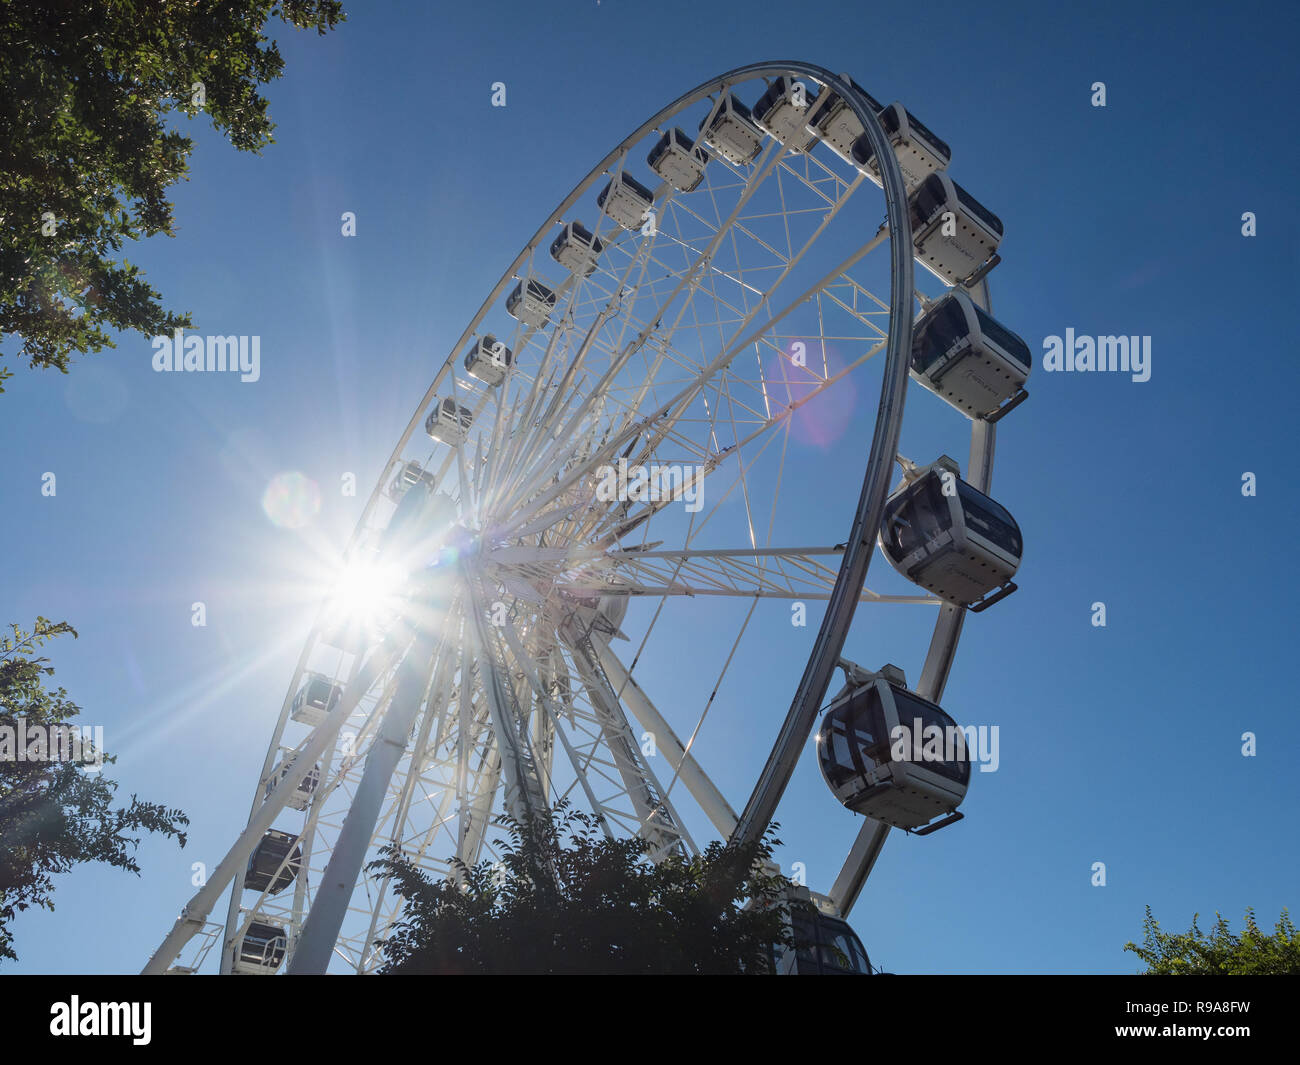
[1124, 905, 1300, 975]
[0, 618, 188, 963]
[369, 801, 793, 974]
[0, 0, 345, 392]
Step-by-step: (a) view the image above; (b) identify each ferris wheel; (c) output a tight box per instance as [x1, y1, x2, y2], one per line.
[144, 61, 1031, 975]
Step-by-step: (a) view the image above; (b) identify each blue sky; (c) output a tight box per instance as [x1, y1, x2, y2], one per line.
[3, 0, 1298, 974]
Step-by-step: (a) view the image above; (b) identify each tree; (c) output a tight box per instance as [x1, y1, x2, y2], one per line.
[0, 0, 345, 393]
[1124, 905, 1300, 975]
[0, 618, 188, 963]
[368, 802, 794, 974]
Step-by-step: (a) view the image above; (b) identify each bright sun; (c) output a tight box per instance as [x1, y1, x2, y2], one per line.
[323, 558, 407, 630]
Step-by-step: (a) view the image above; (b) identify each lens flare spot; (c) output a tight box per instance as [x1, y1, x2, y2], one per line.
[262, 471, 321, 529]
[767, 340, 857, 449]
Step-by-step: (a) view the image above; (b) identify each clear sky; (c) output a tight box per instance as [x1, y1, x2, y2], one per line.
[3, 0, 1298, 975]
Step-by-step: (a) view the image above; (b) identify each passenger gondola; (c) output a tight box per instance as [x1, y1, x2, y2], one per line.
[388, 459, 436, 500]
[648, 128, 710, 192]
[233, 918, 287, 974]
[910, 289, 1030, 421]
[425, 396, 474, 445]
[505, 278, 556, 328]
[596, 171, 655, 231]
[463, 334, 513, 386]
[264, 756, 320, 811]
[879, 457, 1021, 611]
[751, 76, 818, 152]
[850, 102, 951, 192]
[243, 829, 302, 895]
[698, 91, 763, 166]
[805, 74, 884, 165]
[783, 900, 875, 975]
[550, 220, 605, 277]
[817, 663, 970, 832]
[290, 672, 342, 727]
[909, 171, 1003, 286]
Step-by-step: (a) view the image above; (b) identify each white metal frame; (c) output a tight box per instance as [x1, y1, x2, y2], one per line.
[142, 61, 1017, 975]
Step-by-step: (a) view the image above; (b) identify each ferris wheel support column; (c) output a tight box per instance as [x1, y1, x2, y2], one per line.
[830, 281, 1000, 919]
[287, 619, 444, 974]
[729, 71, 914, 851]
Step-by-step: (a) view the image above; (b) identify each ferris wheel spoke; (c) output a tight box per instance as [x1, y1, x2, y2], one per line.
[495, 142, 802, 511]
[559, 632, 695, 858]
[549, 547, 939, 604]
[495, 255, 892, 546]
[491, 608, 665, 847]
[489, 298, 628, 507]
[587, 637, 739, 838]
[461, 570, 551, 828]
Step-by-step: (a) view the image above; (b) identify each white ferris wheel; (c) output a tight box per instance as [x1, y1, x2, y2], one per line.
[145, 61, 1031, 976]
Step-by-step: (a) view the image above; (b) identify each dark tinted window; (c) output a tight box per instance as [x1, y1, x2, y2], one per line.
[956, 481, 1022, 557]
[972, 304, 1030, 369]
[953, 181, 1003, 236]
[882, 473, 953, 559]
[625, 172, 654, 200]
[726, 93, 753, 121]
[909, 173, 948, 228]
[892, 688, 971, 785]
[903, 109, 951, 160]
[305, 675, 336, 706]
[912, 295, 971, 374]
[819, 684, 891, 790]
[840, 76, 883, 115]
[789, 907, 872, 975]
[820, 919, 870, 974]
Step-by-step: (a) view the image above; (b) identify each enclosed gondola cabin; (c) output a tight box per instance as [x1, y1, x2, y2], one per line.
[549, 221, 605, 277]
[911, 289, 1031, 421]
[909, 171, 1003, 286]
[290, 672, 342, 727]
[851, 102, 952, 192]
[596, 172, 655, 231]
[647, 128, 710, 192]
[388, 459, 435, 501]
[425, 396, 474, 446]
[781, 902, 874, 975]
[805, 75, 884, 165]
[506, 279, 557, 328]
[698, 91, 763, 166]
[463, 334, 513, 386]
[751, 76, 818, 153]
[879, 459, 1022, 610]
[817, 666, 970, 831]
[244, 829, 302, 895]
[233, 919, 287, 974]
[264, 757, 319, 811]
